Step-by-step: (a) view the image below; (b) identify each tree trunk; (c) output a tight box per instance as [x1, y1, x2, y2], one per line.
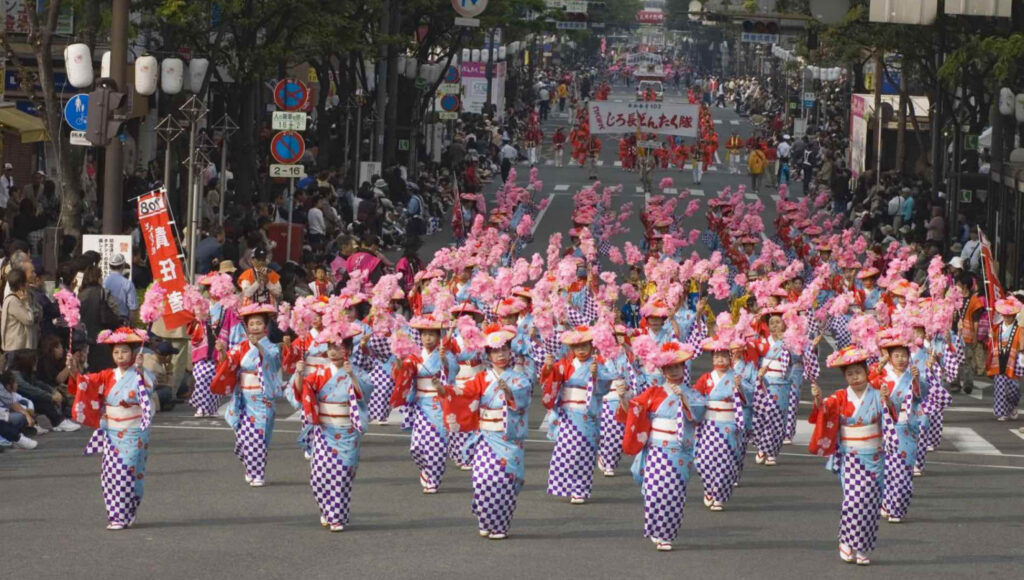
[232, 80, 259, 205]
[313, 58, 333, 169]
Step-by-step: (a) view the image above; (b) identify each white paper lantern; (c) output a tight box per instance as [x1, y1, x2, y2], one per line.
[161, 58, 184, 95]
[999, 88, 1015, 116]
[471, 49, 480, 62]
[101, 51, 111, 78]
[462, 49, 471, 63]
[1015, 93, 1024, 123]
[64, 43, 94, 88]
[404, 57, 418, 79]
[134, 55, 159, 96]
[499, 47, 507, 60]
[188, 58, 209, 92]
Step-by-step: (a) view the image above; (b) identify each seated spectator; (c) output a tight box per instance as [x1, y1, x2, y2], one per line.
[2, 268, 41, 352]
[141, 339, 184, 412]
[6, 350, 79, 432]
[0, 374, 39, 449]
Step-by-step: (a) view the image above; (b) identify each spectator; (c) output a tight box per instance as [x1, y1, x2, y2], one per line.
[747, 146, 767, 195]
[961, 229, 983, 274]
[925, 206, 945, 243]
[899, 187, 915, 229]
[0, 376, 38, 449]
[307, 195, 327, 250]
[6, 350, 79, 432]
[102, 253, 138, 323]
[78, 265, 121, 371]
[1, 269, 40, 351]
[0, 162, 13, 219]
[142, 339, 184, 411]
[238, 247, 282, 305]
[194, 227, 225, 275]
[308, 264, 334, 297]
[395, 237, 424, 292]
[36, 333, 84, 413]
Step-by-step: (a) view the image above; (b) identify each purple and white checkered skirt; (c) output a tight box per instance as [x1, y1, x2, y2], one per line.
[408, 406, 448, 489]
[753, 388, 785, 459]
[367, 366, 395, 422]
[471, 441, 520, 535]
[883, 450, 914, 520]
[234, 412, 268, 481]
[642, 446, 687, 542]
[546, 414, 597, 498]
[309, 427, 355, 527]
[448, 430, 476, 467]
[839, 454, 883, 553]
[993, 375, 1020, 419]
[188, 359, 220, 415]
[599, 401, 626, 472]
[694, 422, 740, 503]
[86, 430, 142, 527]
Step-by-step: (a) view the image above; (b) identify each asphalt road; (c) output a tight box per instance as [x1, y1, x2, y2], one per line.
[4, 85, 1023, 579]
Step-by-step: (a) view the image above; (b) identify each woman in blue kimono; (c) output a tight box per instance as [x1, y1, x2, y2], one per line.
[637, 300, 679, 387]
[811, 346, 894, 566]
[446, 303, 487, 470]
[598, 325, 643, 477]
[496, 297, 539, 379]
[210, 303, 283, 488]
[873, 329, 922, 524]
[693, 336, 745, 511]
[912, 323, 955, 475]
[68, 327, 155, 530]
[754, 309, 792, 466]
[390, 314, 459, 494]
[540, 326, 616, 504]
[616, 341, 706, 552]
[297, 322, 373, 532]
[441, 324, 532, 539]
[730, 339, 758, 485]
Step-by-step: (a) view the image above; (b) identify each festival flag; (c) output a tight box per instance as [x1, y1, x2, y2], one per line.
[137, 188, 194, 330]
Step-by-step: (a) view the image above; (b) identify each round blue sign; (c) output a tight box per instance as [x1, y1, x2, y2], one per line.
[64, 93, 89, 131]
[271, 131, 306, 164]
[443, 66, 460, 84]
[440, 94, 460, 112]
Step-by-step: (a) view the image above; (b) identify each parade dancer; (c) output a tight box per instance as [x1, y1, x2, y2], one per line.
[986, 297, 1023, 421]
[617, 341, 705, 552]
[441, 324, 532, 539]
[810, 347, 895, 566]
[731, 335, 758, 485]
[67, 327, 154, 530]
[541, 326, 616, 504]
[872, 329, 921, 524]
[391, 314, 459, 493]
[446, 303, 487, 470]
[297, 322, 373, 532]
[694, 334, 745, 511]
[282, 298, 331, 455]
[598, 325, 640, 477]
[210, 303, 283, 487]
[913, 322, 956, 475]
[186, 314, 220, 418]
[753, 308, 791, 466]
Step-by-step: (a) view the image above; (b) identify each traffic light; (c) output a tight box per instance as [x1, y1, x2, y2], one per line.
[85, 85, 127, 146]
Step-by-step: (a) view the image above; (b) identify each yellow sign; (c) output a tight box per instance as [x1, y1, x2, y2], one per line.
[307, 68, 319, 83]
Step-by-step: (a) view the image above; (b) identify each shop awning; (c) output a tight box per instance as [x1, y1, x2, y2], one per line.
[0, 106, 46, 143]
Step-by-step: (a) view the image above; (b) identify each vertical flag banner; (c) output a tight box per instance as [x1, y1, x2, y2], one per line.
[137, 188, 194, 330]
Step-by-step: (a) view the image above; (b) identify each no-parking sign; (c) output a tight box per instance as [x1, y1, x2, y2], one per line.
[270, 131, 306, 165]
[273, 79, 310, 111]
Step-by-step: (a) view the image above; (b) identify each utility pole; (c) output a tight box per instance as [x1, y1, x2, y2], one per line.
[374, 0, 389, 162]
[872, 50, 883, 187]
[101, 0, 129, 234]
[484, 28, 496, 117]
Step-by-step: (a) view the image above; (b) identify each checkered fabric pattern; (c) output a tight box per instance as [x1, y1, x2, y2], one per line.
[471, 441, 520, 535]
[803, 316, 821, 382]
[916, 410, 946, 472]
[700, 229, 719, 251]
[694, 420, 740, 503]
[448, 430, 476, 467]
[597, 240, 612, 258]
[365, 335, 393, 361]
[98, 438, 140, 526]
[234, 411, 268, 481]
[992, 375, 1020, 420]
[753, 387, 785, 460]
[309, 427, 355, 527]
[136, 372, 154, 431]
[598, 401, 626, 472]
[189, 359, 221, 416]
[409, 406, 448, 489]
[784, 383, 801, 441]
[642, 446, 688, 542]
[883, 448, 914, 520]
[367, 369, 395, 422]
[946, 337, 965, 383]
[839, 454, 884, 553]
[546, 411, 598, 498]
[827, 315, 852, 350]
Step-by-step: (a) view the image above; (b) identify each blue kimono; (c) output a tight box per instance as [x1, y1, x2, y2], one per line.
[224, 337, 283, 446]
[399, 347, 458, 489]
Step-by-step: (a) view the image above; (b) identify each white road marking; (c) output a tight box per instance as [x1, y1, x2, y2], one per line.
[532, 193, 554, 236]
[614, 161, 622, 167]
[689, 188, 704, 196]
[771, 195, 780, 201]
[596, 160, 605, 166]
[713, 119, 722, 125]
[545, 160, 554, 166]
[554, 184, 570, 191]
[744, 193, 759, 200]
[635, 185, 645, 194]
[944, 427, 1003, 455]
[729, 119, 740, 125]
[1010, 429, 1024, 442]
[663, 187, 678, 194]
[969, 380, 992, 401]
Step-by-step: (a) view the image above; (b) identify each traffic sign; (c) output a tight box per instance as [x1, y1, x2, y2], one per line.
[273, 79, 310, 111]
[443, 65, 461, 84]
[272, 111, 307, 131]
[440, 94, 461, 112]
[69, 130, 90, 146]
[270, 131, 306, 165]
[270, 164, 307, 178]
[64, 93, 89, 131]
[399, 139, 410, 151]
[960, 189, 973, 203]
[452, 0, 488, 18]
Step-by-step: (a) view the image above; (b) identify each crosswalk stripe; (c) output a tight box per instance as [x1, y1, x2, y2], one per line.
[744, 193, 759, 200]
[614, 161, 622, 167]
[532, 194, 554, 236]
[969, 380, 992, 401]
[596, 160, 605, 166]
[554, 184, 570, 191]
[635, 185, 645, 194]
[663, 187, 678, 194]
[729, 119, 740, 125]
[713, 119, 722, 125]
[770, 195, 780, 201]
[944, 427, 1003, 455]
[689, 188, 705, 196]
[545, 160, 554, 166]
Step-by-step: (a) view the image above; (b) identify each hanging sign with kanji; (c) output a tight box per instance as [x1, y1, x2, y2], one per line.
[137, 188, 194, 330]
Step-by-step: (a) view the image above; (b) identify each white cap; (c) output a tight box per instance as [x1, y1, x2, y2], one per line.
[782, 134, 790, 140]
[949, 257, 964, 270]
[3, 163, 12, 170]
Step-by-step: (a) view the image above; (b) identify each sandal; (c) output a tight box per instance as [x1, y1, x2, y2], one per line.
[755, 452, 766, 465]
[839, 543, 854, 563]
[656, 541, 673, 552]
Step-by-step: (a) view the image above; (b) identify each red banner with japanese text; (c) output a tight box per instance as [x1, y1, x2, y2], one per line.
[137, 188, 194, 330]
